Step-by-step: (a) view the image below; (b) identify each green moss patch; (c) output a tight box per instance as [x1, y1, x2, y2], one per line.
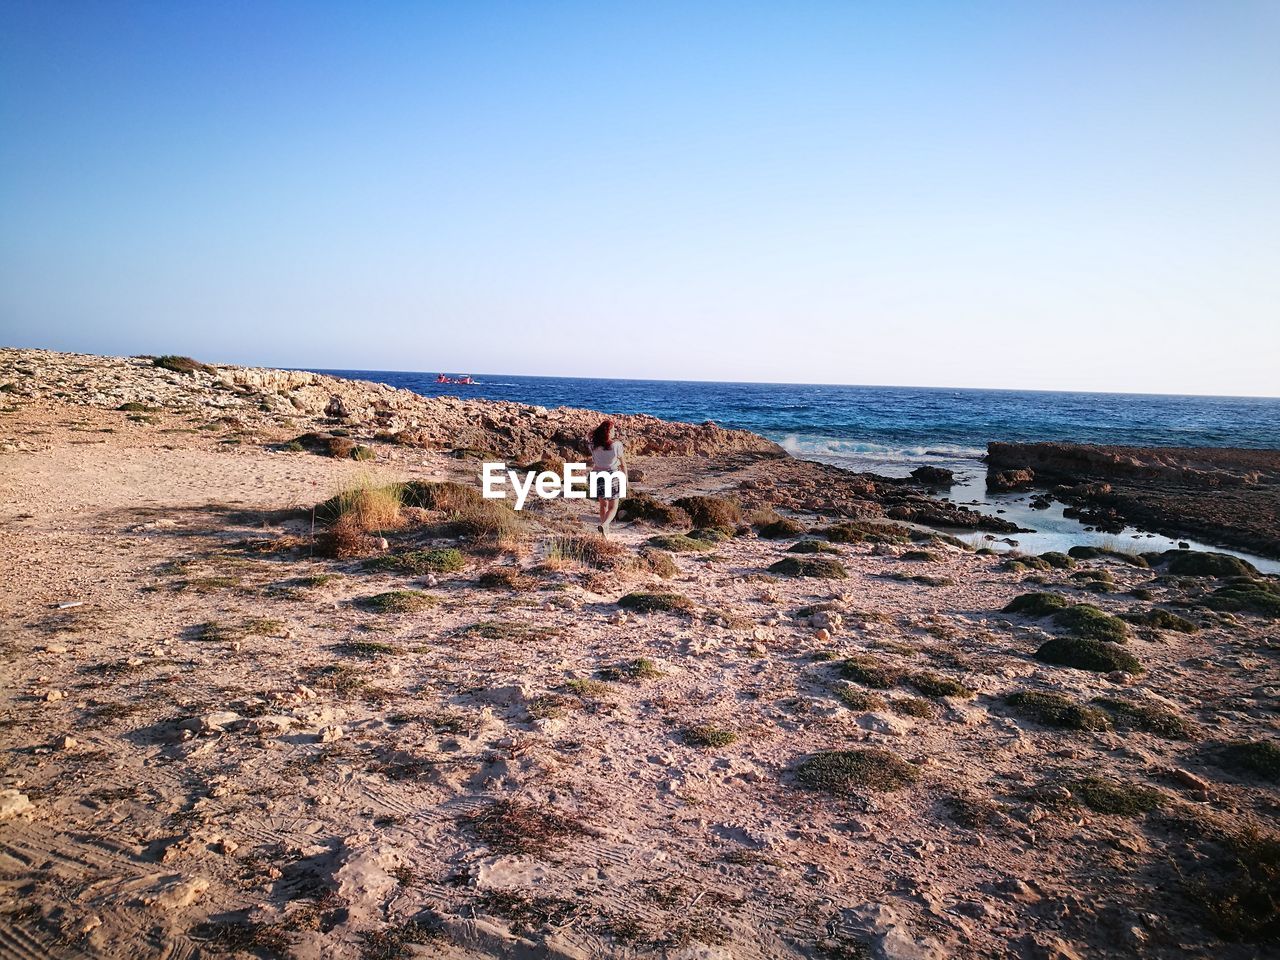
[796, 749, 920, 793]
[616, 492, 691, 527]
[1035, 637, 1142, 673]
[1071, 776, 1163, 815]
[361, 591, 438, 614]
[1120, 607, 1199, 633]
[647, 534, 714, 553]
[364, 548, 466, 575]
[1204, 580, 1280, 618]
[1003, 592, 1071, 616]
[821, 521, 913, 545]
[834, 686, 886, 711]
[787, 539, 840, 554]
[1005, 690, 1113, 731]
[906, 672, 974, 699]
[1050, 604, 1130, 643]
[838, 654, 903, 689]
[600, 657, 663, 681]
[617, 592, 695, 614]
[756, 516, 806, 539]
[683, 724, 738, 748]
[889, 696, 936, 718]
[1160, 551, 1260, 578]
[1038, 552, 1076, 569]
[768, 556, 848, 579]
[1092, 697, 1197, 740]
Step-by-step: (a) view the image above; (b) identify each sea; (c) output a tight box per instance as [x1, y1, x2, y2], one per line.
[310, 370, 1280, 572]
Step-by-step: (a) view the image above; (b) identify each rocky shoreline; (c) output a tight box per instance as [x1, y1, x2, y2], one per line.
[987, 442, 1280, 558]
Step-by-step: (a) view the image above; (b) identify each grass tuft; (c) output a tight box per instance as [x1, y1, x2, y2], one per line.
[796, 749, 920, 793]
[1005, 690, 1113, 731]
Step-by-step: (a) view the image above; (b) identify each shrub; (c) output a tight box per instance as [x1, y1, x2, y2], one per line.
[325, 437, 356, 459]
[400, 480, 484, 511]
[768, 556, 848, 579]
[616, 492, 691, 527]
[1038, 552, 1076, 569]
[688, 526, 735, 543]
[1205, 581, 1280, 618]
[1120, 608, 1199, 633]
[787, 539, 839, 554]
[1005, 691, 1113, 731]
[1051, 604, 1130, 643]
[839, 654, 903, 689]
[1035, 637, 1142, 673]
[672, 495, 742, 529]
[634, 547, 678, 579]
[1192, 826, 1280, 943]
[907, 672, 974, 699]
[757, 516, 806, 539]
[684, 724, 737, 748]
[617, 592, 695, 614]
[547, 534, 627, 569]
[1092, 697, 1197, 740]
[1003, 556, 1052, 572]
[364, 548, 466, 575]
[900, 550, 940, 562]
[153, 355, 214, 375]
[316, 480, 404, 530]
[796, 749, 920, 793]
[361, 591, 438, 613]
[1218, 740, 1280, 782]
[834, 686, 886, 711]
[477, 567, 535, 591]
[889, 696, 936, 718]
[1071, 776, 1163, 815]
[351, 445, 377, 461]
[1068, 545, 1149, 568]
[601, 657, 662, 681]
[1161, 551, 1260, 578]
[648, 534, 714, 553]
[1003, 592, 1071, 617]
[822, 521, 912, 544]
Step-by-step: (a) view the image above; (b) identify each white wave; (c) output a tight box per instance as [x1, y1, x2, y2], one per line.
[775, 434, 986, 461]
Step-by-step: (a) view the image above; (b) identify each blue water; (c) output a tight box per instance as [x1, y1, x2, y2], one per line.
[310, 369, 1280, 570]
[311, 370, 1280, 464]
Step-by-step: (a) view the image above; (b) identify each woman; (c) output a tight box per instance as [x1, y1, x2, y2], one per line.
[588, 418, 626, 537]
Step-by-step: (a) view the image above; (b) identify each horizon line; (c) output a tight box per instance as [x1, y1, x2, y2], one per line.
[302, 363, 1280, 404]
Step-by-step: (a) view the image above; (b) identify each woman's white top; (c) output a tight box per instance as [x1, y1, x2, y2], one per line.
[591, 439, 623, 471]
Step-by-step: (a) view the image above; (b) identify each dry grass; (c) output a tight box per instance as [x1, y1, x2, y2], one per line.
[545, 534, 627, 570]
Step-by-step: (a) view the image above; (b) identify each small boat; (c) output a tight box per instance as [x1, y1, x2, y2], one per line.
[435, 374, 477, 385]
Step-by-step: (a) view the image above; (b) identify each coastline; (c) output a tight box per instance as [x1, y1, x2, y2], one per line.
[1, 347, 1278, 958]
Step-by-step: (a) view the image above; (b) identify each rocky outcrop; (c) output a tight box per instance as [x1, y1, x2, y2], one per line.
[987, 441, 1280, 557]
[910, 465, 954, 486]
[0, 348, 784, 463]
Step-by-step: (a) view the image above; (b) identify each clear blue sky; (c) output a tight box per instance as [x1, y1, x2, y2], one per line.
[2, 1, 1277, 395]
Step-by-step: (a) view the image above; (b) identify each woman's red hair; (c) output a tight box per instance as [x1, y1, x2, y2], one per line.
[591, 419, 615, 450]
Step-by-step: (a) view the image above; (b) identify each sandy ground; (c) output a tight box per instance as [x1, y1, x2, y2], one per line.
[1, 401, 1279, 960]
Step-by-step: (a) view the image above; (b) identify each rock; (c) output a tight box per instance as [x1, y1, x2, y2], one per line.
[148, 875, 210, 909]
[813, 628, 832, 643]
[248, 715, 293, 736]
[994, 877, 1042, 903]
[43, 689, 65, 702]
[55, 735, 77, 750]
[318, 724, 343, 743]
[1166, 767, 1212, 793]
[0, 790, 34, 820]
[988, 468, 1036, 492]
[324, 395, 351, 418]
[910, 466, 955, 486]
[811, 611, 844, 632]
[178, 711, 243, 735]
[855, 712, 911, 735]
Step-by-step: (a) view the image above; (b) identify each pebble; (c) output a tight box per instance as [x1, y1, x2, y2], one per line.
[44, 689, 65, 702]
[56, 735, 77, 750]
[0, 790, 34, 820]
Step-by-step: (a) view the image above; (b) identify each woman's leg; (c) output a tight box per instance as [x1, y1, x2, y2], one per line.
[604, 496, 621, 526]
